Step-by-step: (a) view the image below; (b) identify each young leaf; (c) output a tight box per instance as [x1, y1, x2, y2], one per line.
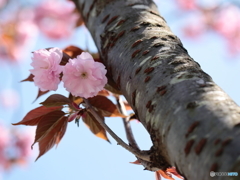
[33, 89, 49, 102]
[35, 114, 68, 160]
[130, 160, 141, 165]
[40, 94, 71, 107]
[21, 74, 34, 82]
[88, 95, 126, 117]
[155, 170, 174, 180]
[124, 101, 132, 111]
[12, 106, 63, 126]
[166, 167, 184, 179]
[97, 89, 110, 96]
[33, 110, 65, 145]
[82, 111, 109, 142]
[63, 45, 83, 59]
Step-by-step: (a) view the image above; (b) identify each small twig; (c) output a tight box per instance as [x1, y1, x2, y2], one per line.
[115, 95, 139, 151]
[83, 98, 150, 162]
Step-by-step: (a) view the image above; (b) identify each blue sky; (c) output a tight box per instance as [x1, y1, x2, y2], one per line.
[0, 1, 240, 180]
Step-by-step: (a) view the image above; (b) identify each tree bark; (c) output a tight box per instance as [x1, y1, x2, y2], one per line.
[72, 0, 240, 179]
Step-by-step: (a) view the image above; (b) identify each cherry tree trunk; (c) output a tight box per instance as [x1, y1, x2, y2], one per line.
[72, 0, 240, 179]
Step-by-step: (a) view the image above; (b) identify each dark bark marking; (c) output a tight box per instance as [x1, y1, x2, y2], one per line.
[221, 138, 232, 147]
[135, 67, 142, 75]
[150, 36, 158, 39]
[166, 35, 176, 40]
[210, 163, 218, 172]
[116, 19, 126, 26]
[130, 26, 141, 31]
[149, 104, 154, 113]
[107, 15, 119, 25]
[184, 139, 195, 155]
[151, 56, 159, 61]
[144, 67, 154, 74]
[132, 49, 141, 58]
[146, 100, 152, 109]
[149, 10, 160, 17]
[156, 24, 163, 27]
[160, 90, 167, 96]
[132, 90, 136, 106]
[116, 75, 121, 89]
[81, 2, 85, 12]
[185, 74, 194, 79]
[214, 139, 221, 145]
[144, 76, 151, 83]
[117, 30, 126, 38]
[161, 37, 167, 41]
[186, 101, 198, 109]
[89, 2, 94, 11]
[215, 147, 223, 157]
[195, 138, 207, 155]
[142, 50, 150, 55]
[185, 121, 200, 138]
[140, 22, 150, 26]
[131, 39, 143, 48]
[157, 85, 167, 92]
[153, 43, 164, 48]
[102, 14, 110, 23]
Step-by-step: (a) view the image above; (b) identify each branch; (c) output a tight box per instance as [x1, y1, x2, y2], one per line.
[115, 95, 140, 151]
[83, 98, 150, 162]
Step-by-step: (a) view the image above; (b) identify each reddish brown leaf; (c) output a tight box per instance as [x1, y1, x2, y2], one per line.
[40, 94, 71, 107]
[21, 74, 34, 82]
[12, 106, 63, 126]
[33, 89, 49, 102]
[97, 89, 110, 96]
[129, 160, 141, 165]
[155, 170, 161, 180]
[88, 95, 126, 117]
[75, 16, 84, 27]
[166, 167, 184, 179]
[33, 110, 65, 144]
[34, 113, 68, 160]
[63, 45, 84, 59]
[82, 112, 109, 142]
[156, 170, 174, 180]
[124, 102, 132, 110]
[55, 116, 68, 145]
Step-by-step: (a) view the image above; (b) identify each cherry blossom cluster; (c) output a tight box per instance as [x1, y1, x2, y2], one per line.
[0, 123, 33, 172]
[0, 0, 79, 62]
[174, 0, 240, 55]
[30, 48, 107, 98]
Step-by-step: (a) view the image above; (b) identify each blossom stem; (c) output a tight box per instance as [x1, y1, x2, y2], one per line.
[83, 98, 150, 162]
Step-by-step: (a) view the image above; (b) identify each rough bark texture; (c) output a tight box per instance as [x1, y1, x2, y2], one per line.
[72, 0, 240, 179]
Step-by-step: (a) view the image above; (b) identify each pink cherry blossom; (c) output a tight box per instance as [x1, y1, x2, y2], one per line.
[34, 0, 79, 39]
[0, 9, 38, 62]
[183, 16, 206, 38]
[30, 48, 63, 91]
[213, 5, 240, 39]
[212, 5, 240, 54]
[62, 52, 107, 98]
[14, 130, 34, 158]
[176, 0, 196, 10]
